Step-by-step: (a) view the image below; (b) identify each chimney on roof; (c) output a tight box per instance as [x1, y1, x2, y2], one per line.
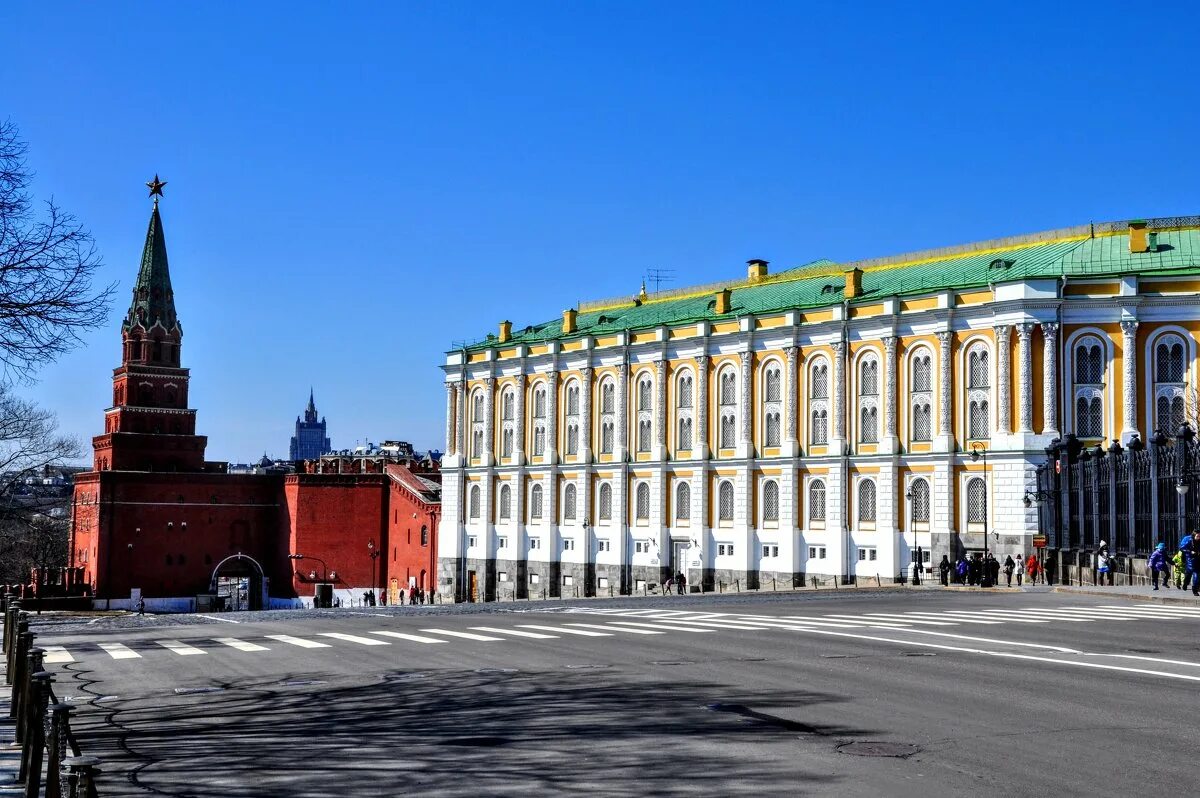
[747, 259, 768, 283]
[498, 320, 512, 343]
[714, 288, 732, 315]
[1129, 220, 1150, 253]
[562, 308, 577, 334]
[844, 266, 863, 299]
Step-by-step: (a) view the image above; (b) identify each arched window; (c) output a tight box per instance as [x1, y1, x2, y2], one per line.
[720, 369, 737, 405]
[468, 485, 480, 519]
[501, 390, 514, 420]
[532, 383, 548, 457]
[601, 421, 614, 454]
[765, 412, 781, 447]
[965, 342, 990, 441]
[910, 477, 930, 523]
[676, 482, 690, 521]
[1153, 334, 1187, 432]
[809, 479, 826, 522]
[530, 484, 543, 519]
[966, 476, 987, 524]
[470, 388, 486, 458]
[598, 483, 612, 521]
[811, 407, 829, 445]
[678, 417, 693, 451]
[860, 406, 879, 443]
[720, 414, 736, 449]
[498, 484, 511, 520]
[765, 365, 781, 402]
[762, 480, 779, 523]
[601, 380, 615, 413]
[533, 387, 546, 418]
[811, 360, 829, 399]
[502, 428, 514, 457]
[599, 377, 616, 454]
[911, 348, 933, 442]
[718, 480, 734, 521]
[638, 376, 652, 411]
[678, 374, 693, 408]
[472, 391, 485, 421]
[1073, 334, 1107, 440]
[472, 429, 484, 458]
[566, 383, 580, 415]
[635, 482, 650, 520]
[637, 419, 652, 452]
[676, 370, 695, 452]
[563, 484, 577, 521]
[762, 361, 783, 448]
[858, 479, 876, 523]
[858, 354, 879, 443]
[860, 357, 879, 396]
[566, 423, 579, 455]
[718, 366, 738, 450]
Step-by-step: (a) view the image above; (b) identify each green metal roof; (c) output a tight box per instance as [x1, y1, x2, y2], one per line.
[123, 203, 179, 333]
[460, 219, 1200, 352]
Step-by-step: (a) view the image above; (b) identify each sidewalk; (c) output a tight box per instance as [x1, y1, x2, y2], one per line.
[1052, 583, 1200, 605]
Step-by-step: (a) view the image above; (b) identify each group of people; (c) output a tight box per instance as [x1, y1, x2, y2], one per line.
[938, 552, 1048, 587]
[660, 571, 687, 595]
[1147, 530, 1200, 594]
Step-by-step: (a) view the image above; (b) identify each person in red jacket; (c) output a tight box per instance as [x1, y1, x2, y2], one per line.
[1025, 554, 1040, 585]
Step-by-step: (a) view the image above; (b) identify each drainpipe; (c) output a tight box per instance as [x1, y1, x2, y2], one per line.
[458, 352, 469, 603]
[841, 305, 851, 585]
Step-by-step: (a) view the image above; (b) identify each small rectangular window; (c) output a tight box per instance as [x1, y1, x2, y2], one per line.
[598, 576, 609, 589]
[563, 539, 575, 551]
[869, 549, 877, 561]
[858, 549, 867, 561]
[598, 540, 611, 552]
[498, 572, 508, 582]
[819, 547, 827, 559]
[468, 535, 478, 548]
[530, 573, 540, 584]
[808, 546, 817, 559]
[529, 537, 541, 550]
[635, 579, 647, 591]
[563, 574, 574, 586]
[497, 536, 508, 549]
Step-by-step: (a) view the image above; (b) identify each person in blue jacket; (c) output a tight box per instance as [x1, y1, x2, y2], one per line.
[1148, 543, 1169, 590]
[1182, 530, 1200, 596]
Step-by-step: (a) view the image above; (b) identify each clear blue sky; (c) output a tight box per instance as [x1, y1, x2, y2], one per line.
[4, 1, 1198, 463]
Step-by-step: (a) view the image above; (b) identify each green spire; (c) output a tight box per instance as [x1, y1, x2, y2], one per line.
[124, 202, 179, 333]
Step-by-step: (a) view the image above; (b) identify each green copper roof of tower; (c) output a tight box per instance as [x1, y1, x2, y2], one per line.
[123, 203, 179, 333]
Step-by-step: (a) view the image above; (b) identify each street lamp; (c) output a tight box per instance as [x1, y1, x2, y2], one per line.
[367, 538, 381, 606]
[289, 553, 330, 607]
[970, 442, 991, 587]
[904, 487, 920, 585]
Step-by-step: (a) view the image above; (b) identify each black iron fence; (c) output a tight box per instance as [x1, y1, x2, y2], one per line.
[3, 592, 102, 797]
[1035, 426, 1200, 558]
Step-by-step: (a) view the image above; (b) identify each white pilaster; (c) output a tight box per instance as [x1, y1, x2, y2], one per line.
[783, 346, 799, 457]
[995, 325, 1012, 438]
[1120, 320, 1139, 443]
[881, 336, 899, 454]
[1016, 323, 1035, 434]
[934, 330, 954, 452]
[1041, 322, 1060, 439]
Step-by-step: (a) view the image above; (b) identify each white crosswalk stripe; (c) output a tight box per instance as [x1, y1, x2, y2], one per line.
[518, 624, 611, 637]
[158, 640, 206, 656]
[318, 632, 389, 646]
[43, 646, 74, 663]
[420, 629, 503, 642]
[604, 621, 713, 633]
[639, 617, 773, 631]
[214, 637, 269, 652]
[371, 630, 447, 644]
[567, 622, 662, 635]
[470, 626, 557, 639]
[265, 634, 331, 648]
[98, 642, 140, 659]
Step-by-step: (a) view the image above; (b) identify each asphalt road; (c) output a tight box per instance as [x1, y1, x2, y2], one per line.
[26, 589, 1200, 797]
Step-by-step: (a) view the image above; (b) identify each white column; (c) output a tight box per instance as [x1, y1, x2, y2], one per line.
[579, 367, 592, 462]
[882, 336, 898, 453]
[482, 377, 496, 466]
[444, 383, 457, 457]
[1016, 323, 1035, 434]
[935, 331, 954, 452]
[615, 362, 629, 461]
[695, 355, 710, 458]
[545, 372, 558, 463]
[654, 358, 668, 461]
[513, 373, 526, 465]
[1121, 320, 1139, 443]
[831, 341, 846, 455]
[738, 350, 753, 458]
[1041, 322, 1060, 438]
[783, 346, 798, 457]
[995, 325, 1012, 437]
[455, 382, 466, 464]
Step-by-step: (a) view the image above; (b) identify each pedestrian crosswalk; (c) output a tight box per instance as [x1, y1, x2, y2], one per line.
[34, 603, 1200, 667]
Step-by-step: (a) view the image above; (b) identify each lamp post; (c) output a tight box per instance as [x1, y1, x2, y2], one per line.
[904, 487, 920, 585]
[367, 539, 381, 606]
[288, 554, 330, 607]
[970, 443, 990, 587]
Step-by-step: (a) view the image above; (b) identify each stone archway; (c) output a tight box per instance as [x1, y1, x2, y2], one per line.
[210, 553, 265, 611]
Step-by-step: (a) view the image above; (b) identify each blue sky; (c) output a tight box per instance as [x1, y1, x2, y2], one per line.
[4, 1, 1198, 463]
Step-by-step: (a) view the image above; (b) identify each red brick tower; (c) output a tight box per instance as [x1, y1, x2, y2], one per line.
[91, 181, 208, 472]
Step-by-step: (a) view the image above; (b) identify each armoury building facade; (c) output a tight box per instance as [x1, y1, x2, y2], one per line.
[437, 217, 1200, 601]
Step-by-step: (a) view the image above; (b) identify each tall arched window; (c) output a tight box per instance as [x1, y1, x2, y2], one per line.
[501, 390, 514, 420]
[470, 389, 486, 457]
[601, 380, 615, 413]
[635, 482, 650, 520]
[678, 374, 693, 408]
[809, 479, 826, 522]
[498, 484, 511, 520]
[676, 482, 690, 521]
[502, 428, 513, 457]
[601, 421, 614, 454]
[563, 483, 577, 521]
[718, 480, 734, 521]
[638, 376, 652, 411]
[858, 479, 876, 523]
[530, 484, 543, 519]
[858, 354, 879, 444]
[637, 419, 652, 452]
[762, 360, 782, 448]
[765, 365, 781, 402]
[719, 366, 738, 449]
[1073, 335, 1106, 439]
[678, 417, 693, 450]
[598, 483, 612, 521]
[676, 370, 694, 451]
[468, 484, 480, 519]
[762, 480, 779, 523]
[965, 342, 990, 440]
[565, 380, 580, 455]
[599, 377, 616, 454]
[532, 384, 547, 456]
[909, 477, 930, 523]
[911, 348, 933, 442]
[1154, 334, 1187, 432]
[966, 476, 987, 524]
[636, 373, 654, 453]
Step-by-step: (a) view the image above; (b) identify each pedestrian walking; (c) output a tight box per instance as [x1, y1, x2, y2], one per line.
[1096, 541, 1114, 587]
[1015, 553, 1024, 586]
[955, 557, 968, 585]
[987, 554, 1001, 588]
[135, 596, 145, 616]
[1025, 554, 1040, 585]
[938, 555, 951, 586]
[1182, 530, 1200, 596]
[676, 571, 686, 595]
[1171, 548, 1185, 589]
[1003, 555, 1015, 587]
[1149, 543, 1169, 590]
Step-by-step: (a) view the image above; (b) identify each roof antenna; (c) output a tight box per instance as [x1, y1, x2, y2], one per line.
[1090, 221, 1095, 239]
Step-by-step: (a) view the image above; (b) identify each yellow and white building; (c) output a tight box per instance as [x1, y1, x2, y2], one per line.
[438, 217, 1200, 600]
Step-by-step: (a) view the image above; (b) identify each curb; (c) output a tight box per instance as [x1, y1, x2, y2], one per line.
[1052, 586, 1200, 606]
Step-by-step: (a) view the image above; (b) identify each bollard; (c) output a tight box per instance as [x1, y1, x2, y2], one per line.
[64, 756, 101, 798]
[734, 579, 740, 593]
[46, 703, 76, 798]
[20, 670, 53, 793]
[772, 577, 777, 592]
[15, 645, 43, 738]
[11, 632, 34, 719]
[7, 613, 29, 684]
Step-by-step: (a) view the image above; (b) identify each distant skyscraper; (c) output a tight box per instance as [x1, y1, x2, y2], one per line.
[290, 389, 331, 461]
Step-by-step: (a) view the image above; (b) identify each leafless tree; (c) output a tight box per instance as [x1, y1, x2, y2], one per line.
[0, 119, 114, 382]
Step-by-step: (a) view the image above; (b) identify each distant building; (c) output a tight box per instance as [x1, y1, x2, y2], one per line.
[290, 389, 331, 461]
[227, 455, 295, 476]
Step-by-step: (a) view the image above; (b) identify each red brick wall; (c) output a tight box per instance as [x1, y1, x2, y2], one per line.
[385, 476, 440, 595]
